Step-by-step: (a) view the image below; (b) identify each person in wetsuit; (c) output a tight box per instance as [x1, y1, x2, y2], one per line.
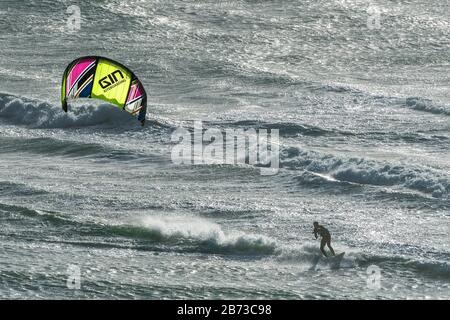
[313, 221, 336, 257]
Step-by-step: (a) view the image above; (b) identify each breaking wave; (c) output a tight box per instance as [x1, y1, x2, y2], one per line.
[0, 93, 138, 128]
[281, 146, 450, 198]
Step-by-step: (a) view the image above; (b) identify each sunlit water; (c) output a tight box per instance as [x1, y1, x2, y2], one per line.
[0, 0, 448, 299]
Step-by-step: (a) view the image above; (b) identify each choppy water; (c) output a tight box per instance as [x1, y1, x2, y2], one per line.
[0, 0, 449, 299]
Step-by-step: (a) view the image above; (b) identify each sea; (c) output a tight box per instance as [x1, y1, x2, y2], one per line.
[0, 0, 448, 299]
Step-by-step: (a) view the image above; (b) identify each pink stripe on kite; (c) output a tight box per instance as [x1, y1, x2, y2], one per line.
[126, 82, 144, 103]
[67, 57, 96, 95]
[127, 85, 137, 102]
[134, 83, 143, 98]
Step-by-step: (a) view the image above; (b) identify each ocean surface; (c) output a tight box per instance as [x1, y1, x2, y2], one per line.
[0, 0, 449, 299]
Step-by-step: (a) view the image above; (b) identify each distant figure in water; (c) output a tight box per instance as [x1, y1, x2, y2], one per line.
[313, 222, 335, 257]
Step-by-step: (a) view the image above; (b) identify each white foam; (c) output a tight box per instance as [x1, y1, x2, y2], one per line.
[0, 94, 137, 128]
[135, 215, 277, 254]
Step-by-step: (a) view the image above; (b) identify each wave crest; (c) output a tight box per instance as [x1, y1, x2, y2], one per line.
[0, 93, 137, 128]
[405, 97, 450, 115]
[281, 147, 450, 198]
[131, 216, 277, 255]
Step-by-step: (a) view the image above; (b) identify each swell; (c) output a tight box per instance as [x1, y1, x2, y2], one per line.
[404, 97, 450, 116]
[1, 93, 447, 147]
[0, 181, 49, 197]
[278, 245, 450, 280]
[0, 93, 173, 130]
[207, 120, 336, 137]
[0, 93, 135, 128]
[281, 146, 450, 199]
[0, 204, 276, 256]
[356, 252, 450, 280]
[204, 119, 449, 145]
[233, 66, 450, 117]
[1, 93, 448, 201]
[2, 203, 448, 279]
[0, 135, 147, 161]
[280, 170, 450, 210]
[321, 85, 450, 117]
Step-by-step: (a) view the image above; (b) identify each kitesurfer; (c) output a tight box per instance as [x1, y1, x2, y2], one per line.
[313, 221, 335, 257]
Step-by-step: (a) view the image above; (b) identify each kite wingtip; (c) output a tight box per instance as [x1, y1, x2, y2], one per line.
[62, 100, 68, 113]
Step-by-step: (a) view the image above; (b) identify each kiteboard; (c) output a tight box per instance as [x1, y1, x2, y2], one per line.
[330, 252, 345, 260]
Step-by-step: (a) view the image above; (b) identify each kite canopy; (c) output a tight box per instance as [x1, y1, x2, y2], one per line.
[61, 56, 147, 125]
